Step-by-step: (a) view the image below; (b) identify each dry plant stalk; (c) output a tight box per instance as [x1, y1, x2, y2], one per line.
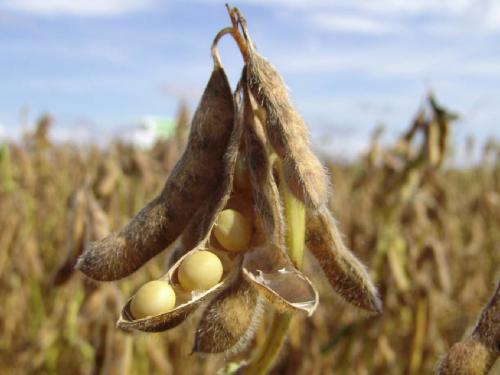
[76, 5, 381, 374]
[54, 185, 109, 286]
[346, 93, 467, 374]
[52, 181, 132, 375]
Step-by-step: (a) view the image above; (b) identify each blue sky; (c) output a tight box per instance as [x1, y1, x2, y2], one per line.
[0, 0, 499, 159]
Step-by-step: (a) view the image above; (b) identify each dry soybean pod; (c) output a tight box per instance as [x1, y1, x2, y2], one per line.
[242, 79, 284, 245]
[167, 66, 244, 266]
[242, 22, 328, 209]
[305, 205, 383, 313]
[78, 42, 235, 281]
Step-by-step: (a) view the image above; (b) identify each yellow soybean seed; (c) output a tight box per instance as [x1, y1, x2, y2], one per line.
[178, 250, 223, 292]
[130, 280, 176, 319]
[214, 209, 251, 252]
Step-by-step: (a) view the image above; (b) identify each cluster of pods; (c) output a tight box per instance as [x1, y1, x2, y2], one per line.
[77, 6, 381, 358]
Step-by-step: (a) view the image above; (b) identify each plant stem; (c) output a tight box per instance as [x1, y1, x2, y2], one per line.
[283, 182, 306, 269]
[244, 313, 292, 375]
[244, 174, 305, 375]
[225, 4, 249, 62]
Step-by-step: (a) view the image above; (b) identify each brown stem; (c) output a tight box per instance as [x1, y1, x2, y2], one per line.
[211, 27, 234, 68]
[211, 6, 252, 67]
[225, 4, 250, 61]
[232, 7, 255, 52]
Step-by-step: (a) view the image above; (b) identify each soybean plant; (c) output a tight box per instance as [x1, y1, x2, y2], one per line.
[77, 6, 381, 374]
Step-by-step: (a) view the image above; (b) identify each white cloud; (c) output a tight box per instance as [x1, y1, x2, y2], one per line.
[484, 2, 500, 31]
[273, 47, 444, 78]
[310, 12, 396, 34]
[349, 0, 474, 16]
[213, 0, 500, 35]
[3, 41, 130, 64]
[227, 0, 484, 16]
[0, 0, 157, 16]
[270, 41, 500, 82]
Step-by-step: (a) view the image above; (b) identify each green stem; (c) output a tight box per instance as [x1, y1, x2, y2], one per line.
[283, 182, 306, 269]
[244, 314, 292, 375]
[244, 173, 305, 375]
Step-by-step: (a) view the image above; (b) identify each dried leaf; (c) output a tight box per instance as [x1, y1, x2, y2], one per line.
[54, 187, 109, 286]
[100, 328, 132, 375]
[85, 191, 110, 244]
[93, 158, 121, 200]
[77, 66, 235, 281]
[426, 121, 440, 166]
[193, 274, 262, 354]
[242, 245, 318, 316]
[246, 51, 328, 208]
[305, 206, 382, 313]
[53, 187, 87, 286]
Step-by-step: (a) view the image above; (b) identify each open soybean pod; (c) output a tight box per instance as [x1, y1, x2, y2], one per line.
[305, 206, 383, 313]
[242, 245, 318, 316]
[77, 62, 235, 281]
[118, 247, 240, 333]
[245, 48, 329, 209]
